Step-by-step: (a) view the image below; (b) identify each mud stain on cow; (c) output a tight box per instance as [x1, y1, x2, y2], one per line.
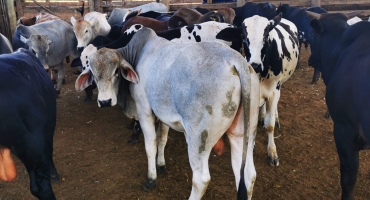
[199, 130, 208, 153]
[206, 105, 213, 115]
[222, 89, 237, 118]
[231, 66, 239, 76]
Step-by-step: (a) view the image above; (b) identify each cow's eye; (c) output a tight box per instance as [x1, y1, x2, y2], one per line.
[85, 30, 88, 33]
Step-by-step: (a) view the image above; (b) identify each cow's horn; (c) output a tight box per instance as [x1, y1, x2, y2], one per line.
[345, 11, 364, 19]
[306, 11, 321, 19]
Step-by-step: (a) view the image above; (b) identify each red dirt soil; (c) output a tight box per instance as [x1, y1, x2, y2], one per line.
[0, 48, 369, 199]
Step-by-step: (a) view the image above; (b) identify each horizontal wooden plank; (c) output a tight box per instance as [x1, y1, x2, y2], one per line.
[321, 0, 370, 5]
[327, 9, 370, 19]
[24, 6, 90, 13]
[23, 2, 89, 6]
[170, 0, 203, 4]
[323, 4, 370, 11]
[170, 2, 236, 10]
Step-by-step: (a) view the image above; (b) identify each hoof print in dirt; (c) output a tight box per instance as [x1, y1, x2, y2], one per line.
[143, 179, 156, 190]
[156, 165, 166, 175]
[268, 157, 280, 167]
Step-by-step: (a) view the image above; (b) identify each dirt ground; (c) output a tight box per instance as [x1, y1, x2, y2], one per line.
[1, 48, 369, 200]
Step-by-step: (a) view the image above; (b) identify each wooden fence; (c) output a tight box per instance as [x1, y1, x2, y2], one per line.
[1, 0, 370, 40]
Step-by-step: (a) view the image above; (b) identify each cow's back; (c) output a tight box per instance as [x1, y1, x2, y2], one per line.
[0, 49, 56, 143]
[267, 19, 299, 83]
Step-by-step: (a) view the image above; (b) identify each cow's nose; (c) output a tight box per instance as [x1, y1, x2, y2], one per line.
[99, 99, 112, 108]
[77, 47, 84, 52]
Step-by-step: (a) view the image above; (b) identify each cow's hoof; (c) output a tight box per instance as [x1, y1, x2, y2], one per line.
[84, 97, 92, 102]
[55, 89, 60, 95]
[143, 179, 156, 190]
[275, 121, 280, 129]
[311, 78, 319, 85]
[258, 120, 264, 127]
[50, 173, 61, 182]
[62, 79, 66, 84]
[268, 157, 279, 167]
[156, 165, 166, 175]
[324, 110, 331, 119]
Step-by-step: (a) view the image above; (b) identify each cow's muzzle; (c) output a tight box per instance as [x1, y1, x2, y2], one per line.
[77, 47, 84, 52]
[99, 99, 112, 108]
[251, 63, 262, 73]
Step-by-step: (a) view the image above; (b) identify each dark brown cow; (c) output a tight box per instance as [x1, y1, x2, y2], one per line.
[121, 15, 187, 33]
[172, 7, 222, 25]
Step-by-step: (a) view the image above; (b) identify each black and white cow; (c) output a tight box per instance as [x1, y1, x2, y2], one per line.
[242, 14, 300, 166]
[233, 2, 277, 27]
[0, 33, 12, 54]
[276, 4, 327, 84]
[75, 27, 260, 200]
[0, 48, 59, 199]
[307, 11, 370, 200]
[12, 20, 80, 95]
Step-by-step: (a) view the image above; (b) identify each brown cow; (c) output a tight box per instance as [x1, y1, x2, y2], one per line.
[17, 11, 60, 26]
[218, 7, 236, 24]
[172, 7, 222, 25]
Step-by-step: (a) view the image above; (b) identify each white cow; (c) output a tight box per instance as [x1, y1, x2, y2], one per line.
[242, 14, 300, 166]
[71, 12, 111, 51]
[108, 2, 168, 26]
[75, 28, 260, 200]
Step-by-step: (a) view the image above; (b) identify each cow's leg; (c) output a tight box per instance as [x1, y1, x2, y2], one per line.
[226, 104, 257, 200]
[265, 91, 280, 166]
[45, 111, 59, 182]
[17, 134, 56, 200]
[311, 68, 321, 85]
[275, 107, 280, 128]
[258, 102, 266, 126]
[334, 123, 359, 200]
[54, 63, 65, 95]
[128, 120, 142, 144]
[156, 122, 169, 175]
[187, 134, 213, 200]
[139, 114, 158, 190]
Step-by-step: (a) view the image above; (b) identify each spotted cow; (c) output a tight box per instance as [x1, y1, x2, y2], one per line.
[75, 27, 260, 200]
[242, 14, 300, 166]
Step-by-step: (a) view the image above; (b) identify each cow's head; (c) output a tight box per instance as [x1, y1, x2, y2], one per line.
[241, 14, 282, 72]
[306, 11, 361, 74]
[167, 16, 188, 29]
[75, 45, 139, 108]
[71, 16, 99, 51]
[20, 34, 52, 69]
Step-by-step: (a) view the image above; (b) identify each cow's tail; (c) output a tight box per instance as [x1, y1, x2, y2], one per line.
[235, 63, 259, 200]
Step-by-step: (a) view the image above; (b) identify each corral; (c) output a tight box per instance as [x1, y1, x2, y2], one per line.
[0, 0, 370, 199]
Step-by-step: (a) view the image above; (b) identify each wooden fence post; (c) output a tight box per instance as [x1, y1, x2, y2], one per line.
[89, 0, 94, 12]
[5, 0, 17, 40]
[160, 0, 170, 12]
[311, 0, 321, 7]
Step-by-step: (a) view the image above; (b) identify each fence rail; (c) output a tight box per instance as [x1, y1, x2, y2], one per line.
[1, 0, 370, 40]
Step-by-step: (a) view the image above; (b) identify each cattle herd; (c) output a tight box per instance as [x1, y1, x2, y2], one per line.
[0, 1, 369, 200]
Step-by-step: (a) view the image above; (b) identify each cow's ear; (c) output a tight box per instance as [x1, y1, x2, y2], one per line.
[71, 16, 76, 26]
[310, 19, 323, 33]
[119, 59, 139, 84]
[269, 13, 282, 28]
[75, 69, 93, 92]
[216, 27, 242, 41]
